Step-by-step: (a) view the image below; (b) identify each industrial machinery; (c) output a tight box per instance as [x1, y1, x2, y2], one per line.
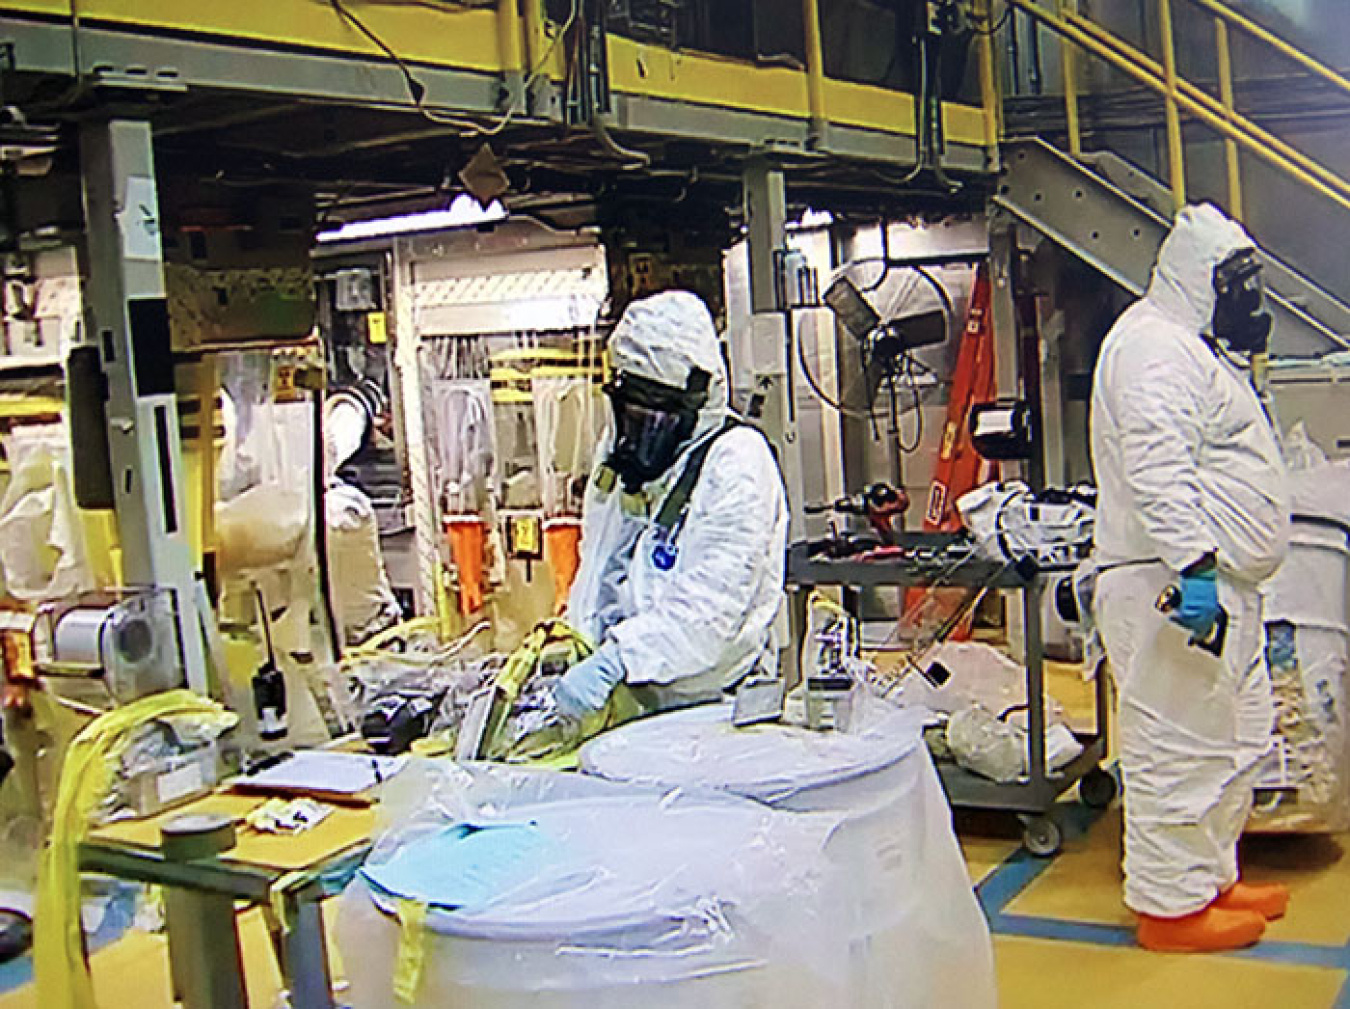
[32, 589, 186, 703]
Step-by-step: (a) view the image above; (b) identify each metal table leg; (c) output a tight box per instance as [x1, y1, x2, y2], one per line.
[162, 887, 247, 1009]
[279, 891, 337, 1009]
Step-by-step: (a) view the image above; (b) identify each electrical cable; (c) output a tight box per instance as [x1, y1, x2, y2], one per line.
[970, 4, 1014, 37]
[794, 306, 939, 434]
[328, 0, 579, 138]
[794, 309, 874, 421]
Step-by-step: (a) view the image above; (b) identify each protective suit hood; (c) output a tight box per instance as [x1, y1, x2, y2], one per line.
[1145, 203, 1257, 336]
[608, 291, 730, 442]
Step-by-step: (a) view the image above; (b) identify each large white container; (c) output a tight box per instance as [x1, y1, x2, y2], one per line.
[578, 698, 997, 1009]
[1255, 515, 1350, 832]
[337, 766, 870, 1009]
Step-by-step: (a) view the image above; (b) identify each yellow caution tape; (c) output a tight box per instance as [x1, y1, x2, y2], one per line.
[34, 690, 234, 1009]
[267, 870, 313, 934]
[392, 899, 430, 1005]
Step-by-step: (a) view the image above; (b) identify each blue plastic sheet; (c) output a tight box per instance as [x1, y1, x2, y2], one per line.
[360, 822, 556, 910]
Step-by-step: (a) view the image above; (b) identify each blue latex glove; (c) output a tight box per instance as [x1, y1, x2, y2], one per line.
[1171, 562, 1221, 637]
[552, 645, 626, 719]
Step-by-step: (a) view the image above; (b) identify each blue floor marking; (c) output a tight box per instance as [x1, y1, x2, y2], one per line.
[976, 799, 1350, 984]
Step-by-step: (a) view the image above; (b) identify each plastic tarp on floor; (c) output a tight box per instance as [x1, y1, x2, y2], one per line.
[578, 697, 998, 1008]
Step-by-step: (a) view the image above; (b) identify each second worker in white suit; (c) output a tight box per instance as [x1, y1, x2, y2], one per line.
[1091, 203, 1291, 953]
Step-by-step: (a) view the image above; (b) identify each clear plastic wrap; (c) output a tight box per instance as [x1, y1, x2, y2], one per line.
[1250, 435, 1350, 832]
[0, 424, 92, 602]
[338, 762, 868, 1008]
[945, 704, 1083, 783]
[1252, 622, 1350, 832]
[887, 639, 1070, 721]
[577, 696, 997, 1009]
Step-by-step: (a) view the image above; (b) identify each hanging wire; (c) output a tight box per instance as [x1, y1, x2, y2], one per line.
[328, 0, 579, 137]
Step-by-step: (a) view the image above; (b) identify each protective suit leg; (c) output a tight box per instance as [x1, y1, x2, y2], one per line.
[1211, 588, 1275, 890]
[1097, 565, 1272, 919]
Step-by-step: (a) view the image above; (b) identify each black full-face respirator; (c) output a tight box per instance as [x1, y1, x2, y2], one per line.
[604, 367, 711, 493]
[1211, 248, 1272, 355]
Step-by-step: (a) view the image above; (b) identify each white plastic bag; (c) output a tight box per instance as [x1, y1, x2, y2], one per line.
[0, 425, 91, 602]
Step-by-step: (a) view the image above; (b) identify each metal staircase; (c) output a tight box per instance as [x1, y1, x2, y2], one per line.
[994, 0, 1350, 359]
[994, 137, 1350, 358]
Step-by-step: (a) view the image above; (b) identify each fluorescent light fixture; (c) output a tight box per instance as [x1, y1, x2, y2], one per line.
[788, 208, 834, 232]
[316, 194, 507, 243]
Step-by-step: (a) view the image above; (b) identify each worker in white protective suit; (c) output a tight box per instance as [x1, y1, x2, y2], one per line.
[1091, 203, 1291, 953]
[553, 290, 788, 717]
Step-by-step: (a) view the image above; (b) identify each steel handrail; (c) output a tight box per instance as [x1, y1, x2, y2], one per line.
[1062, 9, 1350, 203]
[1179, 0, 1350, 103]
[1008, 0, 1350, 217]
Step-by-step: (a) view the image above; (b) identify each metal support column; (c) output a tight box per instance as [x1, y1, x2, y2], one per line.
[79, 119, 209, 693]
[279, 891, 337, 1009]
[1214, 16, 1244, 220]
[988, 211, 1026, 649]
[830, 224, 869, 497]
[988, 212, 1022, 412]
[1157, 0, 1188, 209]
[388, 238, 440, 617]
[741, 156, 805, 532]
[743, 157, 808, 683]
[1057, 0, 1083, 157]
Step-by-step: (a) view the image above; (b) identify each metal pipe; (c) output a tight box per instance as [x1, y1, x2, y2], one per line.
[521, 0, 547, 75]
[1063, 8, 1350, 203]
[974, 0, 1003, 154]
[1182, 0, 1350, 102]
[1058, 0, 1082, 157]
[802, 0, 828, 142]
[1007, 0, 1350, 215]
[497, 0, 524, 74]
[1214, 16, 1244, 220]
[1007, 7, 1022, 94]
[1157, 0, 1187, 209]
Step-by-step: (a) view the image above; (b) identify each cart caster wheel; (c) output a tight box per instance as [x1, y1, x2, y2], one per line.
[1022, 815, 1063, 858]
[1080, 768, 1119, 810]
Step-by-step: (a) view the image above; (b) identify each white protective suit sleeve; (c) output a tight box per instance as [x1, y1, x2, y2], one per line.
[606, 427, 786, 687]
[1104, 332, 1219, 572]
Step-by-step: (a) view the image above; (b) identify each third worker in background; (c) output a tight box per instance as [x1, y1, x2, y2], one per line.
[1091, 203, 1291, 953]
[552, 290, 788, 718]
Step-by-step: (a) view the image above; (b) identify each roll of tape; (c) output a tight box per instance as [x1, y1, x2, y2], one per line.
[160, 812, 238, 861]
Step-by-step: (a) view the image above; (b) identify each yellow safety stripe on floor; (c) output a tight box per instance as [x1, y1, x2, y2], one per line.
[33, 690, 234, 1009]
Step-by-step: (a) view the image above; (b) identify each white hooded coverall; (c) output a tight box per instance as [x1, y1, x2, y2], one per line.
[566, 291, 789, 711]
[1090, 204, 1290, 918]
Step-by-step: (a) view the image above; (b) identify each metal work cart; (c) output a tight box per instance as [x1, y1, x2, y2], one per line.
[787, 532, 1114, 856]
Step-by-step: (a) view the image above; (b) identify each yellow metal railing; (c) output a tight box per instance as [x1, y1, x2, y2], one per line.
[1007, 0, 1350, 219]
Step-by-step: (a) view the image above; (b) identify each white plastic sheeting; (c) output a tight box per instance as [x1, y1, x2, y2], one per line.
[0, 424, 90, 602]
[1253, 441, 1350, 830]
[578, 697, 997, 1009]
[338, 764, 868, 1008]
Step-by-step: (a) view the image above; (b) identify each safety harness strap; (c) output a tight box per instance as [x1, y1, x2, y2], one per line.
[653, 416, 764, 535]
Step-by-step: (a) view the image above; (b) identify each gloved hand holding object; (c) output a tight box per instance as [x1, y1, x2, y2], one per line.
[553, 645, 626, 719]
[1170, 554, 1220, 634]
[1155, 554, 1229, 656]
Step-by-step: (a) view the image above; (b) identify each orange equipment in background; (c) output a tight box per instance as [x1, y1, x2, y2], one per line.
[446, 516, 487, 615]
[543, 518, 582, 614]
